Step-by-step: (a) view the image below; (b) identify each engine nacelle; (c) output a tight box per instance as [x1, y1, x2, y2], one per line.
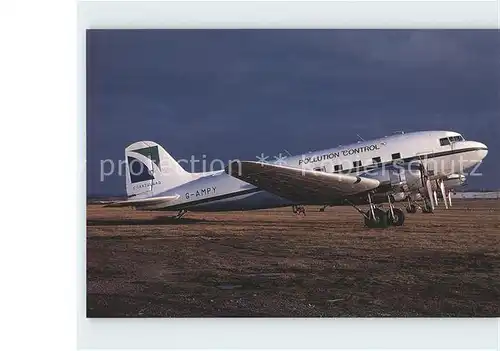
[443, 174, 466, 189]
[360, 163, 424, 194]
[391, 192, 407, 202]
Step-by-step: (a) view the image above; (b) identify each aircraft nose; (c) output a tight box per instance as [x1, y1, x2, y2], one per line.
[473, 141, 488, 160]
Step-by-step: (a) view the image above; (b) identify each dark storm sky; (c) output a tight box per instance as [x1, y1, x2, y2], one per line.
[87, 29, 500, 196]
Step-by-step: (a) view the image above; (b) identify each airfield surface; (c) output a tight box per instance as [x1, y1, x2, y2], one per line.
[87, 200, 500, 317]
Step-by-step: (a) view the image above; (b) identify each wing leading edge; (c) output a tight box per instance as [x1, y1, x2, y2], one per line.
[226, 161, 380, 203]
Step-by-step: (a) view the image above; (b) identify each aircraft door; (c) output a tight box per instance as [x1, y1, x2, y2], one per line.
[416, 150, 435, 175]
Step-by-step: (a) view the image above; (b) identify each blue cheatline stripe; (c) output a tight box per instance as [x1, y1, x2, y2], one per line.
[338, 147, 486, 174]
[164, 188, 261, 211]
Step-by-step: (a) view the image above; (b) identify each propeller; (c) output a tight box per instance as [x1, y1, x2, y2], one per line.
[419, 162, 435, 211]
[438, 179, 449, 209]
[433, 189, 439, 206]
[425, 178, 435, 211]
[448, 189, 453, 207]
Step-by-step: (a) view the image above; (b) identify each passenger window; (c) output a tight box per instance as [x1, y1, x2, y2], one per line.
[353, 160, 362, 168]
[334, 164, 343, 172]
[372, 156, 381, 164]
[440, 137, 450, 146]
[391, 153, 401, 160]
[313, 166, 325, 172]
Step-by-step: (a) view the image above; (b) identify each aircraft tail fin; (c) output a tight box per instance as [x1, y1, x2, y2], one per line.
[125, 141, 196, 198]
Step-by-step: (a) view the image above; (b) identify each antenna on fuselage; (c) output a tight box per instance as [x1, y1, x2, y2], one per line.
[283, 149, 293, 157]
[356, 134, 365, 142]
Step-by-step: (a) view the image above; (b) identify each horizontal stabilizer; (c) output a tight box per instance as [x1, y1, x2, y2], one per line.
[103, 195, 180, 208]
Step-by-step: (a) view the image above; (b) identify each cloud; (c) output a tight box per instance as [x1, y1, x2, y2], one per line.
[87, 29, 500, 195]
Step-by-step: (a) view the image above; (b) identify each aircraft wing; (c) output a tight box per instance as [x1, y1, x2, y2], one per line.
[226, 161, 380, 203]
[103, 195, 180, 208]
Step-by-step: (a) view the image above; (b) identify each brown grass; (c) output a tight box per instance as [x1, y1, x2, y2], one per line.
[86, 200, 500, 317]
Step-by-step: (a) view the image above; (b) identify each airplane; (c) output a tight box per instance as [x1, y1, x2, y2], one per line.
[106, 130, 488, 228]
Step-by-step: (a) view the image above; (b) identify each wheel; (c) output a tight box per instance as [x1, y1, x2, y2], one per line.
[364, 208, 389, 228]
[387, 208, 405, 226]
[422, 203, 434, 213]
[406, 204, 417, 214]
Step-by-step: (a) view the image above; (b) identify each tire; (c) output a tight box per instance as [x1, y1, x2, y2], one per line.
[364, 208, 389, 228]
[422, 204, 434, 213]
[406, 204, 417, 214]
[387, 208, 405, 226]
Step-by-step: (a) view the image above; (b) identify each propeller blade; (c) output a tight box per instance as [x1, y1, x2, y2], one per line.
[426, 178, 435, 210]
[439, 180, 449, 209]
[448, 191, 452, 207]
[433, 181, 440, 205]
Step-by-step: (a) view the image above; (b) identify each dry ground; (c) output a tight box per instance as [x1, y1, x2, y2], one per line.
[87, 200, 500, 317]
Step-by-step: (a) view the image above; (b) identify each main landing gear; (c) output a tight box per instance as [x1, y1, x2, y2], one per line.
[421, 199, 434, 213]
[348, 193, 406, 228]
[385, 195, 405, 226]
[364, 207, 389, 228]
[405, 197, 433, 214]
[405, 197, 419, 214]
[292, 205, 306, 216]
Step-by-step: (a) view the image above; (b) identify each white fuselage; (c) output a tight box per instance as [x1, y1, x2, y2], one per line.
[148, 131, 488, 211]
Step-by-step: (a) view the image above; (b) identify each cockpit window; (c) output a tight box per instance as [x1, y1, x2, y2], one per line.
[440, 135, 464, 146]
[439, 137, 450, 146]
[449, 135, 464, 142]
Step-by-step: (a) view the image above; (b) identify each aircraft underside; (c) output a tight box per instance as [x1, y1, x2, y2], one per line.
[158, 171, 458, 229]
